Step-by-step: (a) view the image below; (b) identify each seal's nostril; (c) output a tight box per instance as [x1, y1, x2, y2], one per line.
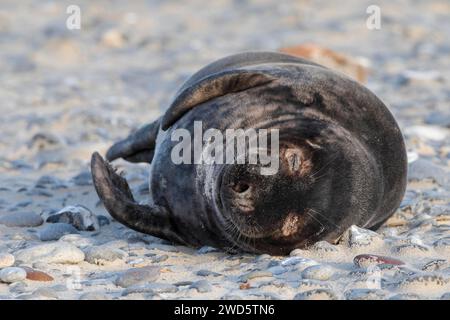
[232, 182, 250, 193]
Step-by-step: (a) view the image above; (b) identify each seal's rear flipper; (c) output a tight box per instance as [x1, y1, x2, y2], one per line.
[91, 152, 186, 244]
[106, 118, 160, 164]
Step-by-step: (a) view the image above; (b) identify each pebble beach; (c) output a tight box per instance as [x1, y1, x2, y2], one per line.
[0, 0, 449, 300]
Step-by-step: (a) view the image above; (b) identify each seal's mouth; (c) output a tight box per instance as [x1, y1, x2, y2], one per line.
[211, 132, 349, 251]
[213, 165, 269, 243]
[213, 142, 312, 243]
[220, 207, 308, 243]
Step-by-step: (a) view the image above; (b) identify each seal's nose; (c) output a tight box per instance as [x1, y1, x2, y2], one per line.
[230, 180, 255, 214]
[231, 181, 250, 194]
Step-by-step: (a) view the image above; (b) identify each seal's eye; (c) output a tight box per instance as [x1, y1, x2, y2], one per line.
[285, 148, 302, 173]
[231, 181, 250, 193]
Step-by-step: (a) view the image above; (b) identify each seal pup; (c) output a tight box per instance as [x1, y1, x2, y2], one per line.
[91, 51, 407, 255]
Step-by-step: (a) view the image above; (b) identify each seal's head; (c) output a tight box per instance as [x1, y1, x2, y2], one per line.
[207, 99, 390, 256]
[215, 135, 355, 254]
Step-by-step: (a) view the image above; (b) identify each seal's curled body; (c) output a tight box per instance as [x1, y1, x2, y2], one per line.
[91, 52, 407, 255]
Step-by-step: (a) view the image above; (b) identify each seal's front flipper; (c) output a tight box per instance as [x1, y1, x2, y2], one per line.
[106, 118, 160, 164]
[91, 152, 186, 244]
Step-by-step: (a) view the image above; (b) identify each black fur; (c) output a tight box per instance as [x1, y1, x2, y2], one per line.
[91, 51, 407, 255]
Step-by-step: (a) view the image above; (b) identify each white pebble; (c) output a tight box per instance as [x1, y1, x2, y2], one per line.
[0, 267, 27, 283]
[0, 253, 15, 268]
[301, 265, 335, 281]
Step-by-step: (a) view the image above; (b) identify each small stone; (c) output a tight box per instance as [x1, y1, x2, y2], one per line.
[85, 245, 128, 265]
[257, 280, 287, 290]
[407, 125, 448, 141]
[10, 160, 32, 170]
[46, 205, 99, 231]
[8, 281, 28, 294]
[79, 292, 109, 300]
[196, 269, 221, 277]
[0, 253, 15, 268]
[128, 258, 145, 266]
[239, 282, 251, 290]
[115, 266, 160, 288]
[239, 270, 273, 282]
[399, 70, 443, 84]
[342, 225, 383, 248]
[59, 234, 95, 247]
[309, 241, 340, 254]
[35, 175, 65, 189]
[7, 54, 36, 73]
[396, 275, 447, 295]
[71, 171, 92, 186]
[395, 266, 418, 277]
[392, 244, 430, 256]
[222, 294, 243, 300]
[297, 279, 332, 292]
[289, 248, 308, 256]
[26, 188, 53, 197]
[422, 259, 447, 272]
[97, 215, 110, 226]
[282, 257, 318, 270]
[294, 289, 338, 300]
[433, 238, 450, 254]
[266, 260, 280, 268]
[440, 292, 450, 300]
[197, 246, 219, 254]
[353, 254, 404, 268]
[407, 151, 419, 164]
[16, 200, 32, 208]
[189, 280, 212, 293]
[122, 283, 178, 296]
[0, 211, 43, 227]
[408, 158, 450, 186]
[425, 112, 450, 128]
[33, 287, 58, 299]
[281, 256, 304, 266]
[345, 289, 386, 300]
[39, 223, 79, 241]
[101, 29, 126, 48]
[148, 243, 179, 252]
[147, 283, 178, 294]
[267, 266, 287, 275]
[0, 267, 27, 283]
[280, 271, 302, 282]
[390, 293, 421, 300]
[21, 266, 54, 281]
[255, 254, 271, 261]
[32, 262, 51, 270]
[301, 265, 335, 281]
[149, 254, 169, 263]
[49, 284, 67, 292]
[15, 242, 85, 264]
[174, 281, 193, 287]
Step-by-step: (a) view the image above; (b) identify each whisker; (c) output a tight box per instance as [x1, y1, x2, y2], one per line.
[308, 208, 340, 229]
[310, 151, 340, 179]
